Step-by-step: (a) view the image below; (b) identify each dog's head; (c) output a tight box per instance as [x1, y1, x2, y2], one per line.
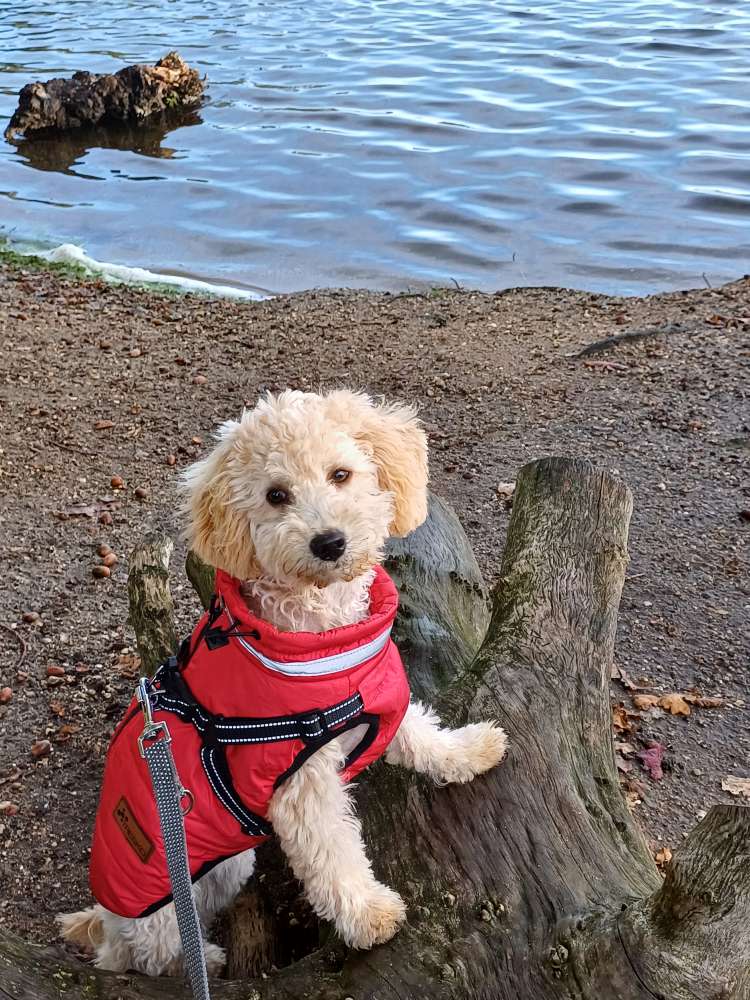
[181, 390, 429, 586]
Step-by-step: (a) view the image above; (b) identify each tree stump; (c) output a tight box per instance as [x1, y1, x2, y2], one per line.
[127, 534, 177, 676]
[4, 52, 203, 140]
[185, 549, 215, 611]
[1, 457, 746, 1000]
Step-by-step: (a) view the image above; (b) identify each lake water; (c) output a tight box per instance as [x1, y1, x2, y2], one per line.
[1, 0, 749, 297]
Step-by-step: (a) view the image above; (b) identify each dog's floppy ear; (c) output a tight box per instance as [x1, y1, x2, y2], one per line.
[327, 390, 429, 537]
[180, 418, 260, 580]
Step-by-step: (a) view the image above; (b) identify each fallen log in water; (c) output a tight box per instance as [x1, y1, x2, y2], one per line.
[4, 52, 203, 140]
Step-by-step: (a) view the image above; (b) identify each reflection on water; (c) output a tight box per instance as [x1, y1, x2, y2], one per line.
[8, 109, 202, 174]
[0, 1, 749, 296]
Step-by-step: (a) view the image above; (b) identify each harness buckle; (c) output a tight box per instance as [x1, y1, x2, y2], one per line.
[297, 708, 329, 744]
[136, 677, 172, 758]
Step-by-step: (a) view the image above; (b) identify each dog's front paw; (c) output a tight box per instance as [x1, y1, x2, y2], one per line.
[341, 882, 406, 950]
[439, 721, 508, 784]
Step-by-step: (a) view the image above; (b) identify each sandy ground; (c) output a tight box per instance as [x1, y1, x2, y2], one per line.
[0, 261, 748, 945]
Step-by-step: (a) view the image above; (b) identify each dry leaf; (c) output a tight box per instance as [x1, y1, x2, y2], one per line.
[654, 847, 672, 866]
[49, 701, 66, 717]
[625, 790, 641, 811]
[93, 419, 115, 430]
[683, 693, 725, 708]
[56, 503, 98, 519]
[612, 705, 639, 733]
[54, 499, 118, 520]
[55, 723, 81, 744]
[616, 755, 633, 774]
[633, 694, 660, 710]
[637, 743, 665, 781]
[615, 741, 636, 756]
[117, 652, 142, 678]
[622, 778, 646, 811]
[659, 693, 691, 717]
[722, 776, 750, 799]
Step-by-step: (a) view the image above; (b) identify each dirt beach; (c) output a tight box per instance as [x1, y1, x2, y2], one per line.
[0, 260, 748, 945]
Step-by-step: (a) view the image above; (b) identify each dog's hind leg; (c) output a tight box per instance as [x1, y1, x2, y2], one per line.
[385, 700, 507, 784]
[95, 903, 227, 977]
[268, 741, 406, 950]
[57, 851, 255, 977]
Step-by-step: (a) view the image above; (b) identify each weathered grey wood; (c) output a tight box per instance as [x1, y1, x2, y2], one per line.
[185, 549, 215, 611]
[620, 804, 750, 999]
[127, 534, 177, 676]
[384, 491, 489, 702]
[4, 52, 203, 140]
[2, 461, 746, 1000]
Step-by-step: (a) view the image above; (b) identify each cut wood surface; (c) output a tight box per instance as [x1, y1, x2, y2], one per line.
[1, 457, 747, 1000]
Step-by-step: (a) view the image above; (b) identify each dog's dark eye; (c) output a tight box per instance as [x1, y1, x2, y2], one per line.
[266, 487, 289, 506]
[330, 469, 351, 485]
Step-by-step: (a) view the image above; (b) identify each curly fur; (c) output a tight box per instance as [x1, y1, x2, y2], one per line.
[58, 389, 507, 976]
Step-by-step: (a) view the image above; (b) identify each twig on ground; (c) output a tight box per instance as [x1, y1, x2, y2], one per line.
[575, 323, 698, 358]
[0, 623, 27, 671]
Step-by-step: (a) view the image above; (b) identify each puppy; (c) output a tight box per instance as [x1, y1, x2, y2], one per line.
[58, 390, 507, 976]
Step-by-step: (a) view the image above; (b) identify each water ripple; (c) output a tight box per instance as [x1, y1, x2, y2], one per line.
[0, 0, 749, 294]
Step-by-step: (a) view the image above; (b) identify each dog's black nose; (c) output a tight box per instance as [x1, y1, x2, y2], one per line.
[310, 530, 347, 562]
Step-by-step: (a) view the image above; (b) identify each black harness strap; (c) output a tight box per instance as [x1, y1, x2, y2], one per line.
[151, 655, 367, 836]
[199, 744, 270, 837]
[153, 661, 365, 745]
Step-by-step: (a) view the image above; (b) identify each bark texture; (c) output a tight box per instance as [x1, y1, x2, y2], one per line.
[127, 534, 177, 676]
[4, 52, 203, 140]
[185, 549, 215, 611]
[618, 804, 750, 1000]
[384, 492, 489, 702]
[1, 458, 747, 1000]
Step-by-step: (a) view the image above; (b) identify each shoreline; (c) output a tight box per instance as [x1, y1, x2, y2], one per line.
[0, 260, 748, 943]
[4, 244, 746, 304]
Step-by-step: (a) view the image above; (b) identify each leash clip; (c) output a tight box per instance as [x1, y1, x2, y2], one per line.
[136, 677, 171, 758]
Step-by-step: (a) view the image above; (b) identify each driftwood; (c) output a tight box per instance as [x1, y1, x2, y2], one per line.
[4, 52, 203, 141]
[1, 457, 747, 1000]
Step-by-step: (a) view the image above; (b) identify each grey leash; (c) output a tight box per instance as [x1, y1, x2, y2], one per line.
[136, 678, 211, 1000]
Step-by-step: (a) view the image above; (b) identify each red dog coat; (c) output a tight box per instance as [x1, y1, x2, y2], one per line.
[89, 566, 410, 918]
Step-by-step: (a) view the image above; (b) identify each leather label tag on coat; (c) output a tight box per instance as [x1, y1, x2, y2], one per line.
[113, 796, 154, 863]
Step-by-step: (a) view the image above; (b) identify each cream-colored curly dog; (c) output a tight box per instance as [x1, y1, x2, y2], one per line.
[59, 389, 507, 976]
